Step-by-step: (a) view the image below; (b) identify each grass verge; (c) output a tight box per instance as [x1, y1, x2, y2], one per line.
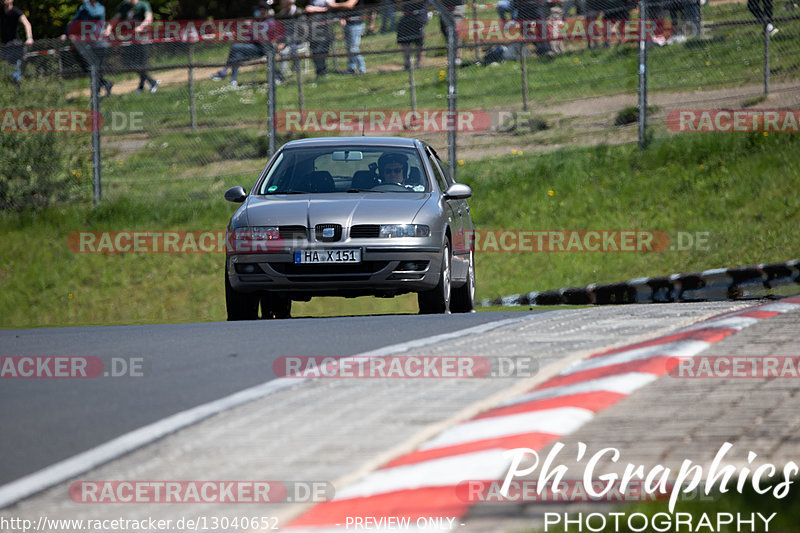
[1, 131, 798, 328]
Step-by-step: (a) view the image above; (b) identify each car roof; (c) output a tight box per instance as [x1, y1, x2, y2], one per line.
[280, 137, 423, 149]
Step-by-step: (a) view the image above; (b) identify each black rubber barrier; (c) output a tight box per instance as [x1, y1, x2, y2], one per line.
[481, 259, 800, 307]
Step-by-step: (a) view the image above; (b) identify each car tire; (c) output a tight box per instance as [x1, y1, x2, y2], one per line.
[418, 241, 451, 314]
[451, 250, 476, 313]
[226, 271, 260, 321]
[261, 293, 292, 319]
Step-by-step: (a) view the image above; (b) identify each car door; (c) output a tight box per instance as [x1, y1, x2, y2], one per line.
[425, 146, 470, 282]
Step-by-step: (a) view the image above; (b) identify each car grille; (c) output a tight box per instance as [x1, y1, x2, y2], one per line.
[315, 224, 342, 242]
[269, 262, 389, 276]
[279, 225, 308, 240]
[350, 224, 380, 238]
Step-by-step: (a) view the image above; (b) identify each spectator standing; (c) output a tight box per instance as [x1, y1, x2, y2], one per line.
[395, 0, 427, 70]
[328, 0, 366, 74]
[513, 0, 552, 56]
[304, 0, 333, 76]
[548, 0, 564, 54]
[1, 0, 33, 83]
[62, 0, 113, 96]
[364, 0, 380, 34]
[275, 0, 302, 79]
[748, 0, 777, 35]
[105, 0, 160, 93]
[379, 0, 397, 33]
[210, 2, 282, 86]
[438, 0, 464, 64]
[599, 0, 634, 47]
[681, 0, 702, 36]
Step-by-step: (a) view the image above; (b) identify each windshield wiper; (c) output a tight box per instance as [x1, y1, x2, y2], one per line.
[346, 189, 381, 193]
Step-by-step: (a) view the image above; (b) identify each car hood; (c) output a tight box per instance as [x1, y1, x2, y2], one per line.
[243, 193, 432, 227]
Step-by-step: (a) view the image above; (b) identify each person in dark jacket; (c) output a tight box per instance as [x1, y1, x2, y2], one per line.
[1, 0, 33, 82]
[396, 0, 427, 70]
[105, 0, 160, 93]
[62, 0, 113, 96]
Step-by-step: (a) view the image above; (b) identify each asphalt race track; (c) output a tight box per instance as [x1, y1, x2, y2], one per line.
[0, 312, 524, 485]
[4, 300, 794, 528]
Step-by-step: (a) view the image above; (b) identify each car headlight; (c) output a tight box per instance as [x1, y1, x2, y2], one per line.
[379, 224, 430, 238]
[227, 226, 282, 253]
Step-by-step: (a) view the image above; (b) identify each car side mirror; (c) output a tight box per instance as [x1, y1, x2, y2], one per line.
[224, 186, 248, 203]
[443, 183, 472, 200]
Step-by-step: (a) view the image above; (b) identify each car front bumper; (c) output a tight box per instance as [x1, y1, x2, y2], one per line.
[227, 244, 444, 298]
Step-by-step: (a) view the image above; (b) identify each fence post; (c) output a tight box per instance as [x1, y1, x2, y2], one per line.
[90, 64, 102, 205]
[637, 0, 648, 149]
[520, 44, 529, 111]
[447, 21, 458, 178]
[432, 0, 458, 178]
[188, 43, 197, 132]
[267, 48, 277, 156]
[763, 23, 770, 96]
[409, 60, 417, 113]
[472, 2, 480, 63]
[295, 51, 304, 114]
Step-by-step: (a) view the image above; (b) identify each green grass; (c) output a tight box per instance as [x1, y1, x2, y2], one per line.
[3, 3, 799, 327]
[1, 131, 798, 328]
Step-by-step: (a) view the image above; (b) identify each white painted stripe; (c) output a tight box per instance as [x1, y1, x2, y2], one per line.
[561, 340, 712, 376]
[333, 449, 510, 501]
[700, 268, 729, 276]
[502, 372, 659, 407]
[0, 315, 536, 510]
[684, 316, 758, 331]
[418, 407, 594, 451]
[755, 302, 800, 313]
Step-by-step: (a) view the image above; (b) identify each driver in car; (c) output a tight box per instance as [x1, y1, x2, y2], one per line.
[377, 153, 424, 191]
[378, 153, 408, 185]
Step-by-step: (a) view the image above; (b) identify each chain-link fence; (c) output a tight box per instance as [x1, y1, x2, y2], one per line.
[1, 0, 798, 208]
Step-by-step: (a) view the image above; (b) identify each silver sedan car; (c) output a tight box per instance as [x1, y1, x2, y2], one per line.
[224, 137, 475, 319]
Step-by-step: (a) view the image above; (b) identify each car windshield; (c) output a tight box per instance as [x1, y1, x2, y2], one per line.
[257, 146, 429, 194]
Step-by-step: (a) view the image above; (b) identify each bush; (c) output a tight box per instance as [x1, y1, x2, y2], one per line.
[0, 73, 92, 210]
[614, 105, 660, 126]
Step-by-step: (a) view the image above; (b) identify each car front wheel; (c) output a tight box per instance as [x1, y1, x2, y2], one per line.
[418, 242, 451, 314]
[451, 250, 475, 313]
[225, 271, 260, 321]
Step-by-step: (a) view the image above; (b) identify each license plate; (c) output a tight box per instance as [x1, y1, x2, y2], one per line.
[294, 249, 361, 264]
